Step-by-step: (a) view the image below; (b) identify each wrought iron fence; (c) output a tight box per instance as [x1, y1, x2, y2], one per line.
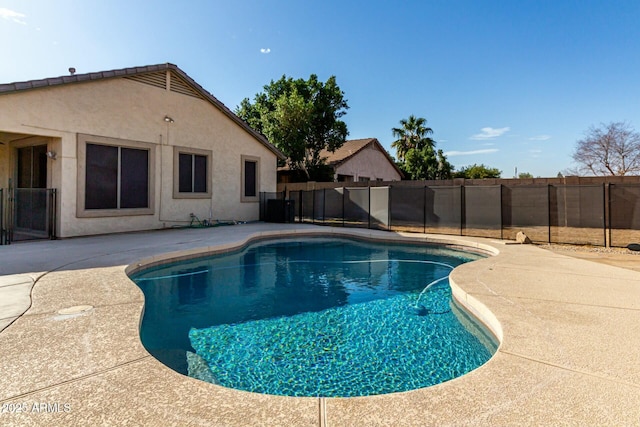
[0, 188, 57, 245]
[261, 182, 640, 247]
[0, 188, 5, 245]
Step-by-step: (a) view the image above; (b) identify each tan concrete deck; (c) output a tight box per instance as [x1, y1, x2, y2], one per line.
[0, 223, 639, 426]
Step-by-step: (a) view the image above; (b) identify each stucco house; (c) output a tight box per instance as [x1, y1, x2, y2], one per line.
[277, 138, 403, 184]
[0, 63, 284, 242]
[321, 138, 403, 182]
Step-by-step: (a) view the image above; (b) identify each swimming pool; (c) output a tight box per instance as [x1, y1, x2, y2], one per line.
[131, 237, 497, 397]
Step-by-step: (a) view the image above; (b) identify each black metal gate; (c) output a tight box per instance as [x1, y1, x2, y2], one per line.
[0, 188, 6, 245]
[0, 187, 56, 245]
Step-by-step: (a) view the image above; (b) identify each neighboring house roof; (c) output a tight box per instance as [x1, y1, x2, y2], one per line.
[0, 63, 285, 160]
[320, 138, 404, 178]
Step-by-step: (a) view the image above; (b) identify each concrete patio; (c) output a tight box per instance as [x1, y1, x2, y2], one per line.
[0, 223, 639, 426]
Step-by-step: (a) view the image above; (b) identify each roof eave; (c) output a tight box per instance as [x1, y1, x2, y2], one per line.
[167, 65, 286, 160]
[0, 63, 286, 160]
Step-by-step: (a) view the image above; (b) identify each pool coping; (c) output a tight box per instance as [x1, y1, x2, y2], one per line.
[1, 223, 639, 425]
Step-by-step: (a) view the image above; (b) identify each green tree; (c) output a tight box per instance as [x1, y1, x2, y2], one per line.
[518, 172, 534, 179]
[403, 146, 453, 180]
[453, 164, 501, 179]
[391, 115, 435, 161]
[236, 74, 349, 180]
[391, 115, 452, 180]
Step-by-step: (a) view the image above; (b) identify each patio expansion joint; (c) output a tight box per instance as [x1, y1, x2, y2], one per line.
[0, 354, 153, 404]
[318, 397, 327, 427]
[29, 245, 143, 277]
[499, 349, 640, 390]
[0, 280, 34, 289]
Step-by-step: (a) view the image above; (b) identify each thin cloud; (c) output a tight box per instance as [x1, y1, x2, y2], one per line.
[470, 127, 510, 140]
[529, 149, 542, 158]
[528, 135, 551, 141]
[0, 8, 27, 25]
[445, 148, 499, 156]
[260, 48, 271, 54]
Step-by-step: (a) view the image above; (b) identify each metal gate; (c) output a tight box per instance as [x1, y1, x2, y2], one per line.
[0, 187, 56, 245]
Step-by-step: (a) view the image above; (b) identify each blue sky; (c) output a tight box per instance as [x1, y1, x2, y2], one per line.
[2, 0, 639, 177]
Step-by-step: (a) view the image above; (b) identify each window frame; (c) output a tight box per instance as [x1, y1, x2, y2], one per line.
[241, 155, 260, 203]
[77, 134, 155, 218]
[172, 146, 212, 199]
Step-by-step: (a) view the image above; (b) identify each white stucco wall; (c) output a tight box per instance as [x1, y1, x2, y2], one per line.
[334, 144, 401, 182]
[0, 74, 278, 238]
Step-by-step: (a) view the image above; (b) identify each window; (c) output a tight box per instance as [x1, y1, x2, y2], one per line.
[173, 147, 212, 199]
[241, 155, 260, 202]
[359, 176, 370, 182]
[17, 145, 47, 189]
[245, 161, 256, 196]
[84, 144, 149, 210]
[77, 134, 155, 217]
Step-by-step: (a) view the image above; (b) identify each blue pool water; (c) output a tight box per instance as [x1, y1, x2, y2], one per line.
[131, 237, 497, 397]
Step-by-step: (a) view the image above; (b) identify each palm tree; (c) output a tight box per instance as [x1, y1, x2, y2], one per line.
[391, 115, 435, 161]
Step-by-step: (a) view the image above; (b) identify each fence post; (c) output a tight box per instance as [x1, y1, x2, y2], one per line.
[547, 184, 552, 244]
[312, 189, 316, 225]
[460, 185, 465, 236]
[49, 189, 57, 240]
[342, 187, 345, 227]
[423, 185, 427, 234]
[7, 183, 12, 244]
[367, 186, 371, 230]
[322, 188, 326, 224]
[499, 184, 504, 240]
[603, 182, 608, 247]
[607, 183, 612, 247]
[388, 185, 392, 231]
[0, 188, 3, 245]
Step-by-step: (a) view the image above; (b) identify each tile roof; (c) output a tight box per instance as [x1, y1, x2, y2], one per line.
[0, 63, 285, 159]
[320, 138, 404, 177]
[320, 138, 375, 165]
